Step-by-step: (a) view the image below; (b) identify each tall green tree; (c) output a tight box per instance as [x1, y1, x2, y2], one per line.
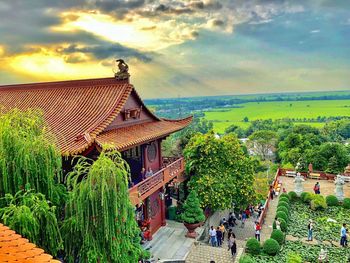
[184, 132, 256, 210]
[0, 109, 63, 202]
[62, 149, 148, 263]
[248, 130, 277, 161]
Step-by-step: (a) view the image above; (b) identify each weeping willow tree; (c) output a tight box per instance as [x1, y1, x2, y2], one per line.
[0, 189, 63, 256]
[62, 149, 149, 263]
[0, 109, 63, 202]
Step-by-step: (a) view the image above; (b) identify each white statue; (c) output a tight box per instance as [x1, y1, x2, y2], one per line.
[334, 174, 345, 202]
[294, 172, 304, 197]
[318, 248, 328, 262]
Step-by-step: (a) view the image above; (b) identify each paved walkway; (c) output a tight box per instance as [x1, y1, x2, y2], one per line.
[260, 196, 279, 242]
[185, 210, 256, 262]
[143, 220, 204, 261]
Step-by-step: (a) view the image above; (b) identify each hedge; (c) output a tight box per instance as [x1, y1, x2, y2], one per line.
[279, 193, 290, 200]
[279, 218, 287, 232]
[287, 252, 302, 263]
[343, 198, 350, 209]
[263, 238, 280, 256]
[276, 211, 288, 222]
[279, 196, 290, 204]
[276, 206, 289, 216]
[246, 238, 260, 255]
[326, 195, 339, 206]
[278, 201, 290, 211]
[270, 229, 284, 245]
[302, 192, 313, 203]
[288, 191, 298, 201]
[310, 195, 327, 210]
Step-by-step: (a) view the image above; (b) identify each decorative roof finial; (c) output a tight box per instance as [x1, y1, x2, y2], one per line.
[113, 59, 130, 80]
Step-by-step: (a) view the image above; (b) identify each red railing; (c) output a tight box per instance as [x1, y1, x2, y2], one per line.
[258, 168, 281, 226]
[129, 157, 185, 205]
[279, 168, 339, 180]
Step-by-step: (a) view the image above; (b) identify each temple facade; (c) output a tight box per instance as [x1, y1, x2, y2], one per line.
[0, 77, 192, 238]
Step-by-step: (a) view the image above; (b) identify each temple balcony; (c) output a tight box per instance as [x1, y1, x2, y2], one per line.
[129, 157, 185, 206]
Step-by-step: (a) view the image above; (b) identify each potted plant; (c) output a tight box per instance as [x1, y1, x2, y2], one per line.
[180, 191, 205, 238]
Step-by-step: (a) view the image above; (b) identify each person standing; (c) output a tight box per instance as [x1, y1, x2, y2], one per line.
[255, 222, 261, 241]
[209, 226, 217, 247]
[307, 219, 313, 241]
[140, 167, 146, 180]
[145, 167, 154, 178]
[216, 227, 222, 247]
[241, 212, 247, 228]
[340, 223, 347, 247]
[269, 185, 275, 200]
[219, 223, 225, 241]
[313, 182, 320, 194]
[227, 232, 237, 257]
[275, 217, 281, 230]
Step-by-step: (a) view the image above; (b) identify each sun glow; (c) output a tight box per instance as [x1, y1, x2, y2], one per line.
[54, 12, 196, 51]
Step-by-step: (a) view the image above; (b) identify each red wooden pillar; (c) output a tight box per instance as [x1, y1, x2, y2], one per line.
[160, 189, 166, 226]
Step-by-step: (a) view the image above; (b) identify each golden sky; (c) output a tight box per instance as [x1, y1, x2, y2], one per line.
[0, 0, 349, 98]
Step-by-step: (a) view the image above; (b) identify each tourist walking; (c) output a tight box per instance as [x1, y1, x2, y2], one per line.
[209, 226, 217, 247]
[240, 212, 247, 228]
[227, 228, 233, 239]
[227, 232, 237, 257]
[216, 227, 222, 247]
[313, 182, 320, 194]
[255, 222, 261, 241]
[307, 219, 313, 241]
[269, 185, 275, 200]
[340, 223, 347, 247]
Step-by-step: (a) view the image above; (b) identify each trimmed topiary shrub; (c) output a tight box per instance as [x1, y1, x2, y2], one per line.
[278, 201, 290, 211]
[276, 206, 289, 216]
[343, 198, 350, 209]
[288, 191, 298, 201]
[279, 196, 290, 204]
[263, 238, 280, 256]
[310, 195, 327, 210]
[239, 255, 254, 263]
[276, 211, 288, 222]
[326, 195, 339, 206]
[302, 192, 313, 203]
[279, 218, 287, 232]
[300, 192, 308, 201]
[270, 229, 284, 245]
[287, 252, 302, 263]
[280, 193, 290, 200]
[179, 191, 205, 224]
[246, 237, 260, 255]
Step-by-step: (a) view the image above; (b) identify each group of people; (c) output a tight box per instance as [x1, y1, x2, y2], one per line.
[209, 225, 237, 256]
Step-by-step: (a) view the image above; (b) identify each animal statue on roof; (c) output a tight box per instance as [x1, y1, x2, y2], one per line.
[114, 59, 130, 80]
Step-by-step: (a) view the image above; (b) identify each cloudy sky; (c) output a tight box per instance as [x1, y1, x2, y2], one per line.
[0, 0, 349, 98]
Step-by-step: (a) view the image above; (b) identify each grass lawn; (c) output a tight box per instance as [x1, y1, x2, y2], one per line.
[204, 100, 350, 133]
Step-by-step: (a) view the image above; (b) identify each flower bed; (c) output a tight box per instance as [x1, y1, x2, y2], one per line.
[242, 193, 350, 263]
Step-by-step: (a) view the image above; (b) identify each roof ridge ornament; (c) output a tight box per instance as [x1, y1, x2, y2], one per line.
[113, 59, 130, 80]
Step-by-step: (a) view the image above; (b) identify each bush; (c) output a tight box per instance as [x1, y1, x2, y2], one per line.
[279, 196, 290, 204]
[326, 195, 339, 206]
[276, 206, 289, 216]
[239, 255, 255, 263]
[277, 201, 290, 212]
[288, 191, 298, 201]
[287, 252, 302, 263]
[270, 229, 284, 245]
[246, 237, 260, 255]
[300, 192, 308, 201]
[343, 198, 350, 209]
[276, 211, 288, 222]
[179, 191, 205, 224]
[279, 218, 287, 232]
[263, 238, 280, 256]
[302, 192, 313, 203]
[310, 195, 327, 210]
[279, 193, 290, 200]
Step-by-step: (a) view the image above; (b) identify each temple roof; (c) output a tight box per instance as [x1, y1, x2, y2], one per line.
[96, 116, 193, 151]
[0, 223, 60, 263]
[0, 78, 191, 155]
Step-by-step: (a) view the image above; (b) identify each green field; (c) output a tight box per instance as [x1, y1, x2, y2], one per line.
[204, 100, 350, 133]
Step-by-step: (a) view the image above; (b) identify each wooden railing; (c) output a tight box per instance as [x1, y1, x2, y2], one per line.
[129, 157, 185, 205]
[279, 168, 338, 180]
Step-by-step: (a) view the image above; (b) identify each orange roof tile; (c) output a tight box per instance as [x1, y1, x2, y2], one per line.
[0, 78, 132, 155]
[0, 223, 60, 263]
[0, 77, 192, 155]
[96, 116, 193, 151]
